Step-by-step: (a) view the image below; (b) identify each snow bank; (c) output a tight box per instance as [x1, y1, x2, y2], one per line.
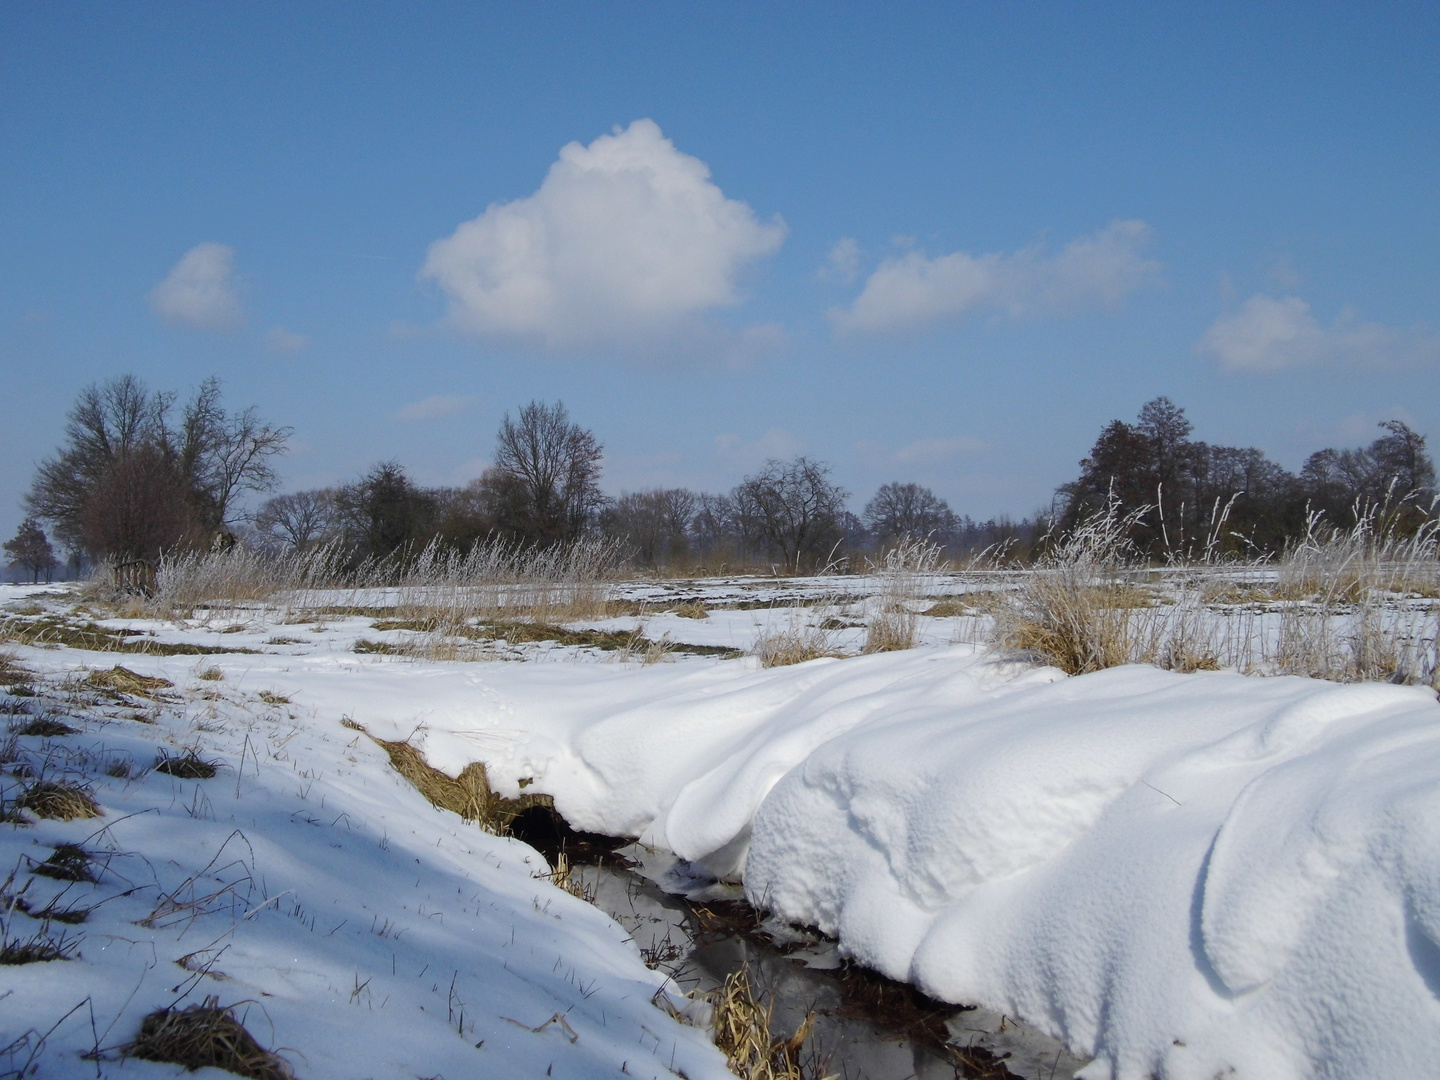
[56, 610, 1440, 1079]
[308, 647, 1440, 1079]
[744, 665, 1440, 1079]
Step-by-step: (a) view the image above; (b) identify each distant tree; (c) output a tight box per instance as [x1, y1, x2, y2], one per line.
[485, 400, 604, 546]
[733, 457, 849, 571]
[25, 375, 289, 564]
[864, 482, 958, 543]
[601, 488, 696, 566]
[335, 462, 437, 560]
[254, 489, 337, 551]
[1302, 419, 1436, 531]
[4, 517, 57, 583]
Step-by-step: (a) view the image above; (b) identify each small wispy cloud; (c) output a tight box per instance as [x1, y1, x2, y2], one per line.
[830, 220, 1160, 334]
[397, 394, 474, 422]
[819, 238, 861, 284]
[265, 327, 310, 353]
[1196, 294, 1440, 372]
[148, 242, 242, 331]
[854, 435, 989, 469]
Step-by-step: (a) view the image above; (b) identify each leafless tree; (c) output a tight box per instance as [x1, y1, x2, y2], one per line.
[602, 488, 696, 566]
[253, 489, 337, 551]
[25, 375, 290, 562]
[489, 400, 604, 546]
[864, 482, 958, 543]
[733, 457, 849, 571]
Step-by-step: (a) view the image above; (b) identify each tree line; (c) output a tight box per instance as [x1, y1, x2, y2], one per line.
[11, 376, 1435, 582]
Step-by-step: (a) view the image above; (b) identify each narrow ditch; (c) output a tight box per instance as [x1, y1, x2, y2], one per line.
[510, 807, 1088, 1080]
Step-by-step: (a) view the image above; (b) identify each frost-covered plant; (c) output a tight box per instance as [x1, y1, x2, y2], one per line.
[862, 537, 944, 654]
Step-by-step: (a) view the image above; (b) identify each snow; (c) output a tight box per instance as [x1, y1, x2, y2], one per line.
[7, 581, 1440, 1078]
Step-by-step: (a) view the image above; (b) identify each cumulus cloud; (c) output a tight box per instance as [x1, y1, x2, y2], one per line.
[265, 327, 310, 353]
[1196, 294, 1440, 372]
[148, 242, 242, 330]
[397, 394, 474, 422]
[421, 119, 787, 348]
[831, 219, 1160, 334]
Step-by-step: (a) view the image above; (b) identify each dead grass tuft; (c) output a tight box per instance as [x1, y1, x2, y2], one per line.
[196, 665, 225, 682]
[863, 538, 945, 655]
[1, 930, 77, 965]
[16, 718, 78, 737]
[674, 600, 710, 620]
[155, 750, 221, 779]
[87, 666, 174, 699]
[19, 781, 101, 820]
[752, 622, 837, 668]
[347, 719, 551, 833]
[125, 996, 294, 1080]
[257, 691, 290, 706]
[32, 844, 96, 882]
[710, 967, 829, 1080]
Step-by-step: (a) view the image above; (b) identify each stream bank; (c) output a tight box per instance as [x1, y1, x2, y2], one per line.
[510, 808, 1089, 1080]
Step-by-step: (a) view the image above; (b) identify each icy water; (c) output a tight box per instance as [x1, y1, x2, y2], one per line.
[578, 845, 1089, 1080]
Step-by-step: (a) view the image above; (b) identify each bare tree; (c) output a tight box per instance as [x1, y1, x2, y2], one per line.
[4, 517, 57, 583]
[733, 457, 849, 571]
[254, 489, 337, 551]
[489, 400, 604, 546]
[176, 377, 291, 531]
[602, 488, 696, 566]
[864, 482, 958, 543]
[25, 375, 290, 563]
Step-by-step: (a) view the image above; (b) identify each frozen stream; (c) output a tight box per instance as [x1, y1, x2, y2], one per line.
[577, 844, 1089, 1080]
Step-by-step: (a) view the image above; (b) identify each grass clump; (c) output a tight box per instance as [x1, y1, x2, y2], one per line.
[196, 665, 225, 682]
[346, 719, 551, 833]
[1, 930, 77, 965]
[16, 717, 78, 737]
[125, 996, 294, 1080]
[18, 781, 101, 820]
[711, 967, 826, 1080]
[33, 843, 97, 882]
[863, 538, 944, 654]
[674, 599, 710, 619]
[752, 621, 837, 668]
[155, 750, 221, 779]
[87, 666, 174, 699]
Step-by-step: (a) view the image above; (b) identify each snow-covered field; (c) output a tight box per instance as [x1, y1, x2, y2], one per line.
[4, 578, 1440, 1079]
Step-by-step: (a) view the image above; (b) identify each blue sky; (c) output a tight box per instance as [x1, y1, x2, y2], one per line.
[3, 2, 1439, 546]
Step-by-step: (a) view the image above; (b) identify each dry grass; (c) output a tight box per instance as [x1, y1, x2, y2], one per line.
[16, 718, 78, 737]
[989, 500, 1440, 685]
[345, 719, 553, 834]
[538, 850, 596, 904]
[863, 538, 945, 654]
[710, 967, 830, 1080]
[32, 844, 95, 882]
[0, 930, 77, 965]
[125, 997, 293, 1080]
[674, 599, 710, 619]
[196, 665, 225, 682]
[752, 621, 837, 668]
[18, 781, 101, 820]
[86, 666, 174, 698]
[155, 750, 220, 779]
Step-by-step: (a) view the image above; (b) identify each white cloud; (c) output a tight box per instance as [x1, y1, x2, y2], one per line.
[831, 219, 1160, 334]
[397, 394, 474, 422]
[265, 327, 310, 353]
[421, 119, 787, 348]
[148, 242, 242, 330]
[1196, 294, 1440, 372]
[820, 238, 861, 283]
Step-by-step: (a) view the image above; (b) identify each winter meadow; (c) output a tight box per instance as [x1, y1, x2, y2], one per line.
[5, 8, 1440, 1080]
